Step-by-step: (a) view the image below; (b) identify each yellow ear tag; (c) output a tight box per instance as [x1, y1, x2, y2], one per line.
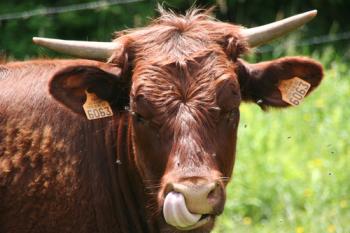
[83, 91, 113, 120]
[278, 77, 311, 106]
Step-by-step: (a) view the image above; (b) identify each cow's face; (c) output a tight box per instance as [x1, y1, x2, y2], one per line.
[130, 50, 240, 231]
[46, 10, 323, 233]
[117, 17, 250, 231]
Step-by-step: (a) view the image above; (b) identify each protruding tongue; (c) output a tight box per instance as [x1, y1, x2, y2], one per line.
[163, 192, 201, 228]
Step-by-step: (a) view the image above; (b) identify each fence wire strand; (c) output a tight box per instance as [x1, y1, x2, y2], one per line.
[0, 0, 143, 21]
[0, 1, 349, 50]
[257, 31, 350, 53]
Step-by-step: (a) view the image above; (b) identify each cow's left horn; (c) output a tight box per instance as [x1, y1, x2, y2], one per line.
[242, 10, 317, 47]
[33, 37, 120, 60]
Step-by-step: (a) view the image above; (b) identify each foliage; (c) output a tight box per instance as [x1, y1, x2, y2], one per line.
[1, 0, 350, 59]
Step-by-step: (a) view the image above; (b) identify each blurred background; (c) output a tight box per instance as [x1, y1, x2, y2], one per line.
[1, 0, 350, 61]
[1, 1, 349, 233]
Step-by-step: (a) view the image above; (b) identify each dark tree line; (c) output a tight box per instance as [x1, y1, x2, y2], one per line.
[0, 0, 349, 59]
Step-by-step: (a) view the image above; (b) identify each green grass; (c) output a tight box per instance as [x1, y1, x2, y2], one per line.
[213, 54, 350, 233]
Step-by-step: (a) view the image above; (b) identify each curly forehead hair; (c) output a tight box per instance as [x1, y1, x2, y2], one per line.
[115, 6, 249, 67]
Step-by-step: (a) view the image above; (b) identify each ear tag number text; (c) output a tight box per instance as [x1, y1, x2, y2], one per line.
[83, 91, 113, 120]
[278, 77, 311, 106]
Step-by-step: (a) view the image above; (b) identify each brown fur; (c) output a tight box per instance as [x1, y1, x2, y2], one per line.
[0, 8, 323, 233]
[0, 60, 150, 233]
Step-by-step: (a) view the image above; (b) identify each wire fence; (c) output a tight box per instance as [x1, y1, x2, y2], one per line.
[0, 0, 143, 21]
[0, 0, 349, 51]
[259, 31, 350, 53]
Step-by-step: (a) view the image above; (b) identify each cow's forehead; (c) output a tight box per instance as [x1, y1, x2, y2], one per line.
[124, 11, 246, 82]
[126, 18, 243, 107]
[131, 54, 239, 98]
[129, 57, 240, 121]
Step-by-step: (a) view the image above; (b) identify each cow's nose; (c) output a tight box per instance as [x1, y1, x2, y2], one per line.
[167, 181, 223, 214]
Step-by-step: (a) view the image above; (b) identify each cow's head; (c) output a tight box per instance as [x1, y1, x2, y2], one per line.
[38, 8, 323, 232]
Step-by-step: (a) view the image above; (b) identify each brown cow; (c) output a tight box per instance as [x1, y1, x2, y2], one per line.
[0, 8, 323, 233]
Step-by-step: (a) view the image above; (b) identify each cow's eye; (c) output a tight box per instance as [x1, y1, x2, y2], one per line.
[131, 111, 161, 130]
[224, 109, 238, 122]
[131, 111, 146, 124]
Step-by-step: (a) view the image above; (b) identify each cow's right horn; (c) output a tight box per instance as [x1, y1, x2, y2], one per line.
[33, 37, 120, 60]
[242, 10, 317, 47]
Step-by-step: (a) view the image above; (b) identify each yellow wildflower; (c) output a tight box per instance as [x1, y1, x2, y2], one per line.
[308, 158, 324, 168]
[303, 114, 311, 122]
[303, 189, 313, 198]
[296, 226, 305, 233]
[340, 200, 348, 208]
[327, 224, 336, 233]
[242, 217, 252, 225]
[316, 99, 325, 108]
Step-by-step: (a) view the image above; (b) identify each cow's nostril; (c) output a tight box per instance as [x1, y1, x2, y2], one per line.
[167, 181, 223, 214]
[207, 182, 220, 202]
[207, 188, 216, 200]
[163, 183, 174, 197]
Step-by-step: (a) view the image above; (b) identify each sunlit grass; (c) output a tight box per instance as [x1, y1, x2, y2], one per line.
[213, 55, 350, 233]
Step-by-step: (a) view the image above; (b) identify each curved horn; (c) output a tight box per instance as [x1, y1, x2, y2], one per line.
[242, 10, 317, 47]
[32, 37, 120, 60]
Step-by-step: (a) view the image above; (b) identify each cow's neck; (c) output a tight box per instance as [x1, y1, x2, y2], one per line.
[112, 113, 157, 233]
[85, 112, 157, 233]
[85, 113, 154, 233]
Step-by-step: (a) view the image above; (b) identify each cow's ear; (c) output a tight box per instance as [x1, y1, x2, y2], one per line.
[49, 62, 130, 115]
[236, 57, 323, 109]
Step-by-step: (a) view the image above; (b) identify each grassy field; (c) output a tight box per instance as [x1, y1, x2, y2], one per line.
[213, 52, 350, 233]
